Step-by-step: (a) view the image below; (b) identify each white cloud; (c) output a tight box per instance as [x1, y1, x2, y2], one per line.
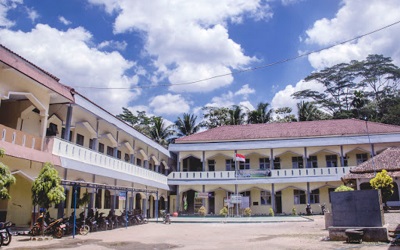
[0, 0, 22, 27]
[0, 24, 140, 115]
[206, 91, 235, 108]
[305, 0, 400, 69]
[281, 0, 303, 6]
[88, 0, 271, 93]
[25, 6, 39, 23]
[98, 40, 127, 51]
[234, 84, 255, 97]
[271, 80, 324, 114]
[58, 16, 71, 26]
[149, 93, 190, 116]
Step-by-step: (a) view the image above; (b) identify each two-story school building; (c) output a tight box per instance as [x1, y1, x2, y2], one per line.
[0, 45, 171, 226]
[168, 120, 400, 215]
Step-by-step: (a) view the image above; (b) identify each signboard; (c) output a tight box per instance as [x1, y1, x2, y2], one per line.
[195, 192, 209, 199]
[119, 191, 126, 200]
[230, 195, 242, 204]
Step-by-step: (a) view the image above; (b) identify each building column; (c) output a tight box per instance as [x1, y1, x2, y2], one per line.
[64, 104, 73, 141]
[175, 185, 180, 212]
[270, 149, 274, 169]
[202, 151, 206, 171]
[271, 183, 276, 213]
[155, 165, 160, 173]
[304, 147, 308, 168]
[306, 182, 311, 204]
[89, 174, 96, 210]
[155, 191, 159, 221]
[340, 145, 345, 167]
[39, 113, 49, 150]
[177, 152, 180, 172]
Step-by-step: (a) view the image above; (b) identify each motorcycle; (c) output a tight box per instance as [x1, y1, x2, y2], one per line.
[30, 213, 64, 238]
[0, 221, 13, 246]
[306, 204, 313, 215]
[160, 210, 171, 224]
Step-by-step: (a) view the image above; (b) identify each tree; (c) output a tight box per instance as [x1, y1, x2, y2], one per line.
[247, 102, 273, 124]
[32, 162, 65, 209]
[175, 113, 200, 137]
[227, 105, 246, 125]
[149, 116, 175, 147]
[297, 101, 328, 121]
[201, 106, 230, 129]
[274, 107, 297, 123]
[0, 149, 16, 200]
[369, 169, 394, 208]
[117, 108, 153, 136]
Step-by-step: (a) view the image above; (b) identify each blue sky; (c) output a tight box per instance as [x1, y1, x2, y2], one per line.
[1, 0, 400, 125]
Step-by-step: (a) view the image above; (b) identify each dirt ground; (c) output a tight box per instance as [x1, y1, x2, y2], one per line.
[5, 213, 400, 250]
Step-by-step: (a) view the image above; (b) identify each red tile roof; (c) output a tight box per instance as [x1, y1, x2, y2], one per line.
[175, 119, 400, 143]
[0, 44, 74, 102]
[345, 147, 400, 179]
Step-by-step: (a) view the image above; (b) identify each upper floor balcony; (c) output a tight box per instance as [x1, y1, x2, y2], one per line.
[50, 137, 169, 189]
[167, 167, 351, 185]
[1, 124, 41, 150]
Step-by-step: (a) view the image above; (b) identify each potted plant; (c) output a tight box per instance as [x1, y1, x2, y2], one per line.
[269, 208, 274, 217]
[219, 206, 228, 217]
[243, 207, 252, 217]
[198, 206, 207, 217]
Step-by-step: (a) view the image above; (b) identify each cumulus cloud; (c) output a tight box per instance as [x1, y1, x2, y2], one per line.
[25, 6, 39, 23]
[88, 0, 271, 93]
[58, 16, 71, 25]
[271, 80, 324, 114]
[0, 0, 22, 27]
[234, 84, 255, 98]
[305, 0, 400, 69]
[0, 24, 139, 114]
[98, 40, 127, 51]
[149, 93, 190, 116]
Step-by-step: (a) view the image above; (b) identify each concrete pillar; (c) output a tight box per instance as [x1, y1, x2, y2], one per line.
[270, 149, 274, 169]
[175, 185, 180, 212]
[340, 145, 345, 167]
[64, 105, 73, 141]
[304, 147, 308, 168]
[306, 182, 311, 204]
[57, 168, 68, 218]
[202, 151, 206, 171]
[271, 183, 276, 213]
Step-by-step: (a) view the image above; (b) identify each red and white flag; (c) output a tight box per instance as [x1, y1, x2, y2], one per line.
[235, 153, 246, 162]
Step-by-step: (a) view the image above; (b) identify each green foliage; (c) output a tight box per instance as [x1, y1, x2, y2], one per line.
[291, 207, 297, 215]
[243, 207, 252, 217]
[334, 185, 354, 192]
[274, 107, 297, 123]
[175, 113, 200, 137]
[32, 162, 65, 209]
[247, 102, 273, 124]
[219, 206, 228, 216]
[269, 208, 274, 217]
[0, 149, 16, 200]
[370, 169, 394, 205]
[149, 116, 175, 147]
[292, 54, 400, 123]
[198, 206, 207, 216]
[77, 190, 90, 207]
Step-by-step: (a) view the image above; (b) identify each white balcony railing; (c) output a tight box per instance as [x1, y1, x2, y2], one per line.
[51, 138, 167, 185]
[168, 167, 351, 181]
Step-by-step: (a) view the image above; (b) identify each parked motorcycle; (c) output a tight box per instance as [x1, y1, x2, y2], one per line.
[0, 221, 13, 246]
[306, 204, 313, 215]
[160, 210, 171, 224]
[320, 203, 327, 215]
[30, 213, 64, 238]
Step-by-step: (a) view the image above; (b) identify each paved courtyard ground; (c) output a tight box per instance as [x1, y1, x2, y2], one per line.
[5, 212, 400, 250]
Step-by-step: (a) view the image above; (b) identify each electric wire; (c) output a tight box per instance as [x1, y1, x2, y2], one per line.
[71, 19, 400, 90]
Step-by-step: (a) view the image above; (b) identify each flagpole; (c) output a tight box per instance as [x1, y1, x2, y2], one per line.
[234, 151, 239, 217]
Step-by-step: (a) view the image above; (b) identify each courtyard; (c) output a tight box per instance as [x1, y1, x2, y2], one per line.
[4, 212, 399, 250]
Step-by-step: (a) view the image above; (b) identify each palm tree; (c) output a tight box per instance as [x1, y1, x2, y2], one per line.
[149, 117, 175, 147]
[175, 113, 200, 137]
[227, 105, 246, 125]
[297, 101, 323, 121]
[247, 102, 273, 124]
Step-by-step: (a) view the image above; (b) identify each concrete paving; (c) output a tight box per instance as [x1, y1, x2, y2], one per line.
[148, 215, 311, 223]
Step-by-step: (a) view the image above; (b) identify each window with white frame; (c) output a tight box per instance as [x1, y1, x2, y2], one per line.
[326, 155, 338, 167]
[239, 159, 250, 170]
[225, 159, 235, 171]
[208, 159, 215, 171]
[294, 189, 306, 204]
[273, 157, 281, 169]
[307, 156, 318, 168]
[259, 158, 270, 170]
[260, 191, 271, 205]
[292, 156, 304, 169]
[356, 153, 368, 165]
[310, 189, 320, 204]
